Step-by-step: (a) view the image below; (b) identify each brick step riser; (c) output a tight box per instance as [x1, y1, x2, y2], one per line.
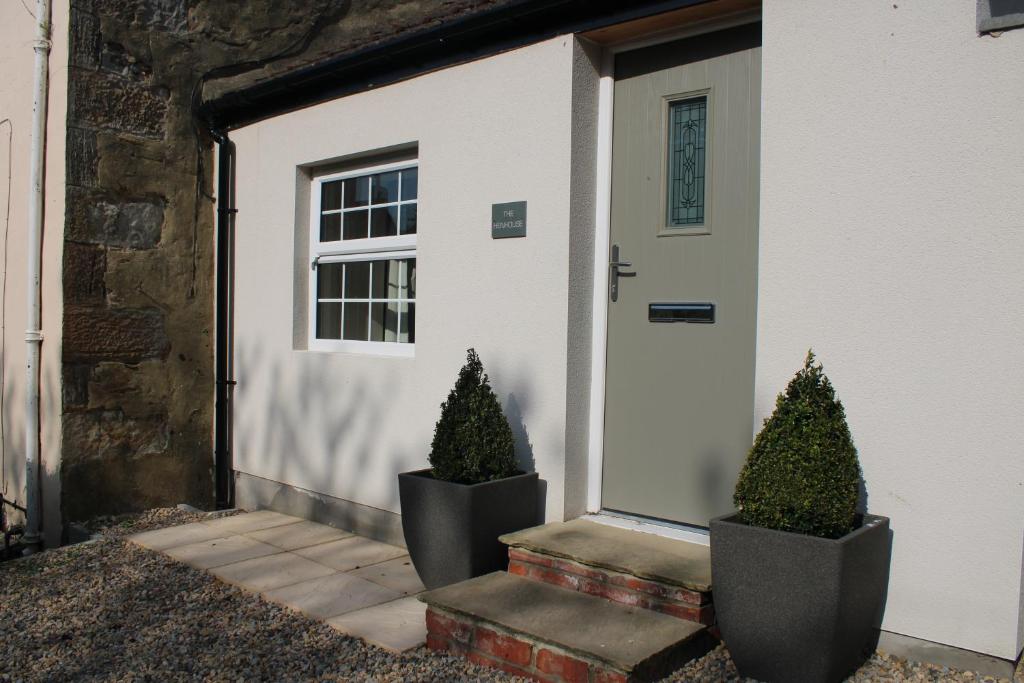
[507, 548, 714, 626]
[428, 606, 644, 683]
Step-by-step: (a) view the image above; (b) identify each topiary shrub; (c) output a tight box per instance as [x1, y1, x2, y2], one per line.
[734, 350, 861, 539]
[429, 348, 518, 484]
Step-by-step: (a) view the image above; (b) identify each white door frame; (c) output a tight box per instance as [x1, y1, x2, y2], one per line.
[584, 10, 763, 514]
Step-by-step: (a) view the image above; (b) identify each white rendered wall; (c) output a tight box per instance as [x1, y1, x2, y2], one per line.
[758, 2, 1024, 659]
[0, 1, 67, 545]
[232, 36, 587, 525]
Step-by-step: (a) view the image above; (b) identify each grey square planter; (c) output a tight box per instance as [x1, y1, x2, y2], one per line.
[398, 469, 539, 590]
[710, 513, 891, 683]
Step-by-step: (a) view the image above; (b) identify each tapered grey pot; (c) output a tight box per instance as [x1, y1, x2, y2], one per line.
[398, 469, 539, 590]
[710, 513, 891, 683]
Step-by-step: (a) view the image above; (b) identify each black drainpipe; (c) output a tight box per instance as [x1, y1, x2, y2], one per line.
[211, 129, 236, 510]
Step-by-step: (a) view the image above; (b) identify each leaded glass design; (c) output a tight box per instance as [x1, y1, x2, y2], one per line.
[667, 96, 707, 226]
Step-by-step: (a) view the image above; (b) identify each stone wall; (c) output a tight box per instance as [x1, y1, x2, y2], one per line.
[61, 0, 510, 522]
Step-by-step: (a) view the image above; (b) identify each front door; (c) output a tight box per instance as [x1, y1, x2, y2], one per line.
[601, 23, 762, 527]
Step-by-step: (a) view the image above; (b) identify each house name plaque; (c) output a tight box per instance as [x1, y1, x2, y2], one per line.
[491, 201, 527, 239]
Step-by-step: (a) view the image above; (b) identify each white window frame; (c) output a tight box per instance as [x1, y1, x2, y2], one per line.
[308, 159, 417, 356]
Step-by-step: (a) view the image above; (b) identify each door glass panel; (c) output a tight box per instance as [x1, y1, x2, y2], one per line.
[666, 96, 707, 227]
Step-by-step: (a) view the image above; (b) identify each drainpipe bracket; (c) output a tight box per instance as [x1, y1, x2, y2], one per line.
[25, 330, 43, 343]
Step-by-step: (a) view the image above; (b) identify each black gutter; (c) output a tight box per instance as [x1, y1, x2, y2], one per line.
[199, 0, 711, 130]
[212, 129, 236, 510]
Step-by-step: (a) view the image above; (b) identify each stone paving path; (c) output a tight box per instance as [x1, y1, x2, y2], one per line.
[129, 510, 427, 652]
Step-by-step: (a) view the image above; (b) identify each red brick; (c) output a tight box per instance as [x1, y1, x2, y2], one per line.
[426, 634, 449, 652]
[508, 560, 529, 577]
[426, 608, 473, 643]
[550, 556, 607, 582]
[467, 651, 536, 679]
[474, 626, 533, 666]
[536, 648, 590, 683]
[510, 548, 555, 567]
[594, 669, 628, 683]
[660, 602, 703, 622]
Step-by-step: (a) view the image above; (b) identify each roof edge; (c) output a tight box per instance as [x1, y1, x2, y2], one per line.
[198, 0, 712, 131]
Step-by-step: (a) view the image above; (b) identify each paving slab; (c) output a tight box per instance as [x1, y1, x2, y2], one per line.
[129, 522, 230, 551]
[209, 551, 336, 592]
[327, 596, 427, 652]
[500, 518, 712, 591]
[200, 510, 304, 535]
[349, 556, 424, 596]
[165, 535, 282, 570]
[420, 571, 707, 673]
[245, 520, 353, 550]
[294, 536, 407, 572]
[263, 571, 403, 620]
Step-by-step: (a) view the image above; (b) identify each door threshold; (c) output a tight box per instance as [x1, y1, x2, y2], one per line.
[583, 510, 710, 547]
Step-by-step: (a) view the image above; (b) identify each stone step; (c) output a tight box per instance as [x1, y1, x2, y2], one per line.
[500, 519, 714, 625]
[419, 571, 713, 683]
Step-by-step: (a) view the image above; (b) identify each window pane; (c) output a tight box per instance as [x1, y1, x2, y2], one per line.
[316, 302, 341, 339]
[400, 203, 417, 235]
[370, 260, 401, 299]
[667, 96, 707, 226]
[343, 302, 369, 340]
[317, 262, 343, 299]
[344, 176, 369, 208]
[321, 181, 342, 211]
[406, 258, 416, 299]
[343, 211, 368, 240]
[401, 168, 418, 201]
[320, 213, 341, 242]
[344, 261, 370, 298]
[370, 301, 400, 342]
[399, 302, 415, 343]
[372, 171, 399, 204]
[370, 206, 398, 238]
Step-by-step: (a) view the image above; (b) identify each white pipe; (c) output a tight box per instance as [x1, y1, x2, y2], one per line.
[23, 0, 51, 550]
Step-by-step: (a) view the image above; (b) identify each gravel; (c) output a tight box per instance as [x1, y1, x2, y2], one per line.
[0, 508, 510, 682]
[668, 644, 1016, 683]
[1, 508, 1016, 682]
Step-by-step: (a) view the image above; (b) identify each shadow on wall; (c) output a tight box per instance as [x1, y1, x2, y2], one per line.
[234, 340, 388, 511]
[233, 341, 547, 521]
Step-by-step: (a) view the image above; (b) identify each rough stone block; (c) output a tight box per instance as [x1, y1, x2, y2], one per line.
[69, 8, 100, 69]
[69, 69, 168, 139]
[62, 363, 92, 409]
[66, 127, 99, 188]
[101, 42, 153, 81]
[60, 424, 212, 520]
[86, 199, 164, 248]
[64, 305, 169, 362]
[63, 242, 106, 304]
[87, 361, 170, 418]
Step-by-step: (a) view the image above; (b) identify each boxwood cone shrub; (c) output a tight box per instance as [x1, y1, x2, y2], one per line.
[429, 348, 518, 484]
[734, 350, 861, 538]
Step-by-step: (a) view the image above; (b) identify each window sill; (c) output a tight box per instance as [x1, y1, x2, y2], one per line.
[307, 340, 415, 358]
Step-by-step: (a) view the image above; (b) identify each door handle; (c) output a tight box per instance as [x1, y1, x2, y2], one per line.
[609, 244, 636, 302]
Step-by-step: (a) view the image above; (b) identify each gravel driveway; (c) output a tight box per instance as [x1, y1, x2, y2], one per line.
[0, 508, 1017, 682]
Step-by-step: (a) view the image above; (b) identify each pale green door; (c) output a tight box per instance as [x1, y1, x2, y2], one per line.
[601, 24, 762, 526]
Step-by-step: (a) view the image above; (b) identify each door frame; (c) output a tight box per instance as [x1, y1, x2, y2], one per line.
[584, 10, 763, 515]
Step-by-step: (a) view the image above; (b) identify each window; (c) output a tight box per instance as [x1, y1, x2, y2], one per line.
[978, 0, 1024, 33]
[310, 160, 417, 355]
